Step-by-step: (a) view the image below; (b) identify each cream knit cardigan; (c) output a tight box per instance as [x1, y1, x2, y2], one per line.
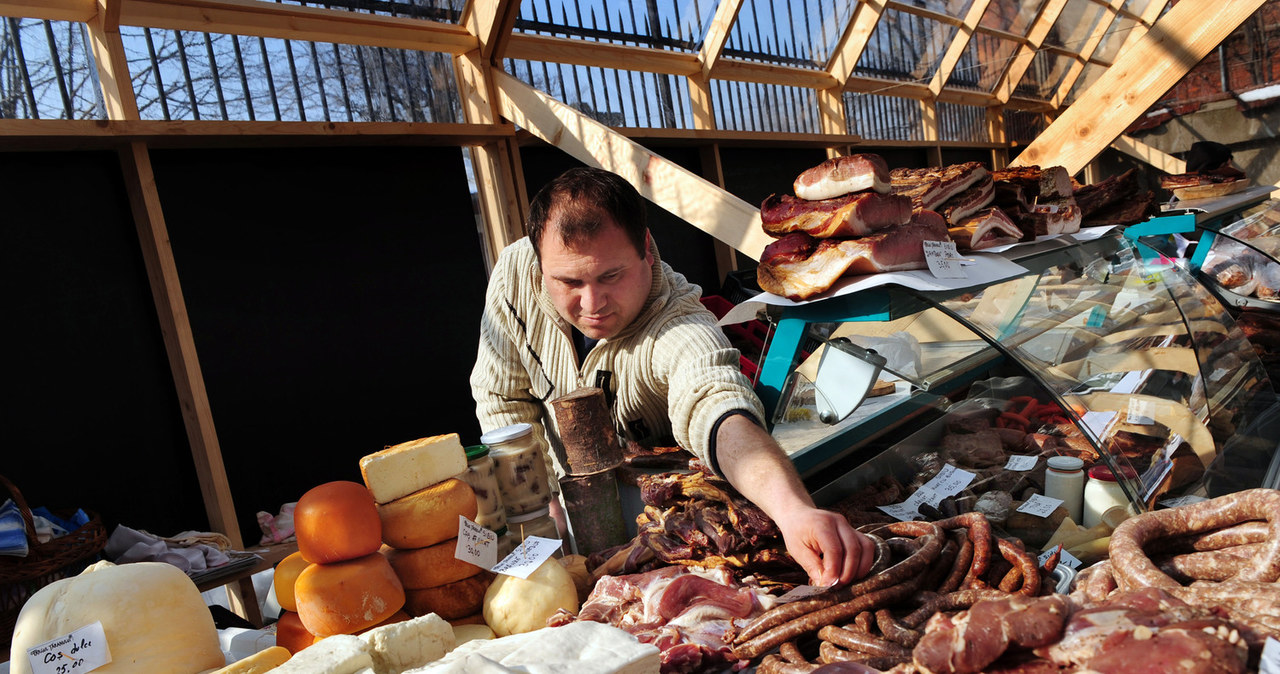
[470, 237, 766, 482]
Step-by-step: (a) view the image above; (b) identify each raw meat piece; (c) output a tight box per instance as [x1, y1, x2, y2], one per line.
[761, 191, 913, 238]
[793, 153, 892, 200]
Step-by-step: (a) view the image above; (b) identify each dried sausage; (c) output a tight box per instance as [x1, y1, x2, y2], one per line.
[901, 588, 1007, 629]
[938, 535, 973, 594]
[875, 609, 921, 648]
[817, 642, 906, 670]
[995, 536, 1040, 596]
[818, 625, 913, 659]
[758, 654, 820, 674]
[1081, 559, 1117, 603]
[779, 641, 807, 664]
[934, 512, 994, 587]
[1154, 544, 1261, 583]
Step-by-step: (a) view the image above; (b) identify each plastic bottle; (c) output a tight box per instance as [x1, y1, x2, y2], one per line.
[1083, 465, 1138, 528]
[1044, 455, 1085, 523]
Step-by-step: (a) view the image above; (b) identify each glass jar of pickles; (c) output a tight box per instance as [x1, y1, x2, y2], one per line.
[459, 444, 506, 532]
[481, 423, 552, 516]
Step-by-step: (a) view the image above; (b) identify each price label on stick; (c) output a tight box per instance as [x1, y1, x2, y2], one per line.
[27, 622, 111, 674]
[923, 240, 967, 279]
[1004, 455, 1038, 471]
[877, 465, 976, 521]
[1017, 494, 1064, 518]
[491, 536, 560, 579]
[1037, 546, 1082, 570]
[456, 516, 498, 570]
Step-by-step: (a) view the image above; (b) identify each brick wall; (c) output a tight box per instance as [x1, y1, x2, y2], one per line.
[1152, 1, 1280, 111]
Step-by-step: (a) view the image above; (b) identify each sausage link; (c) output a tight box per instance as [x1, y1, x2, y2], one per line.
[885, 536, 921, 560]
[1154, 543, 1262, 583]
[758, 654, 821, 674]
[779, 641, 807, 664]
[817, 641, 907, 670]
[919, 536, 959, 592]
[875, 609, 922, 649]
[867, 533, 892, 576]
[852, 611, 874, 633]
[1041, 544, 1062, 574]
[818, 625, 913, 659]
[934, 512, 993, 587]
[1111, 489, 1280, 591]
[1082, 559, 1116, 603]
[1146, 520, 1269, 555]
[901, 588, 1007, 629]
[995, 536, 1041, 596]
[938, 535, 974, 594]
[997, 563, 1022, 593]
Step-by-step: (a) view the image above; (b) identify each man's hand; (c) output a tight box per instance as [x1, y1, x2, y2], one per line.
[714, 414, 877, 587]
[773, 506, 875, 587]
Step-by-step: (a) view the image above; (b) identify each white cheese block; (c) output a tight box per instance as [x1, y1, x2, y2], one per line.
[270, 635, 373, 674]
[450, 624, 495, 650]
[211, 645, 292, 673]
[9, 560, 224, 674]
[361, 434, 468, 504]
[360, 613, 455, 674]
[405, 622, 660, 674]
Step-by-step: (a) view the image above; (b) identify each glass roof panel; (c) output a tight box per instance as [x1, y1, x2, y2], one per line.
[909, 0, 975, 15]
[980, 0, 1046, 36]
[844, 92, 925, 141]
[711, 80, 821, 132]
[948, 33, 1020, 92]
[721, 0, 855, 68]
[1, 18, 106, 120]
[937, 102, 985, 142]
[278, 0, 465, 23]
[1065, 62, 1105, 106]
[505, 57, 695, 127]
[1014, 50, 1076, 100]
[1122, 0, 1159, 18]
[1093, 15, 1135, 64]
[514, 0, 716, 53]
[1045, 0, 1108, 52]
[855, 9, 955, 83]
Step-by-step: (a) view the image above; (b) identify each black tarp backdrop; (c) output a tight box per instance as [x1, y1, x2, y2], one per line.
[152, 145, 487, 545]
[3, 150, 207, 537]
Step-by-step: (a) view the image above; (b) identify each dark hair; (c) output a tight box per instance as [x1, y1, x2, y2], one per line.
[527, 167, 648, 258]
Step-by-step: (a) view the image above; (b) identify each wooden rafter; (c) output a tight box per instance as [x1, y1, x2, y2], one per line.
[1012, 0, 1266, 174]
[928, 0, 991, 97]
[698, 0, 742, 80]
[120, 0, 476, 53]
[828, 0, 888, 87]
[494, 70, 772, 260]
[1051, 0, 1124, 108]
[885, 1, 960, 27]
[1115, 0, 1171, 60]
[462, 0, 520, 62]
[87, 0, 138, 120]
[0, 0, 93, 22]
[994, 0, 1070, 104]
[1111, 134, 1186, 174]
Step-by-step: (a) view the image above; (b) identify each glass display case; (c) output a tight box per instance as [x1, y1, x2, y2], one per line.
[753, 231, 1280, 530]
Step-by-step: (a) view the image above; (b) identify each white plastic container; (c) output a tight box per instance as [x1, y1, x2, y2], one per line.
[1083, 465, 1138, 528]
[1044, 455, 1085, 523]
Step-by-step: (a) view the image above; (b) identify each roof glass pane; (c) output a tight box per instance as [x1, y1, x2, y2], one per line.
[1122, 0, 1158, 18]
[981, 0, 1046, 35]
[854, 9, 953, 83]
[1092, 15, 1134, 63]
[721, 0, 855, 68]
[0, 18, 106, 120]
[515, 0, 715, 53]
[1014, 50, 1075, 99]
[1046, 0, 1107, 52]
[909, 0, 974, 15]
[711, 80, 821, 132]
[1065, 62, 1105, 106]
[843, 92, 924, 141]
[949, 33, 1020, 92]
[277, 0, 465, 23]
[505, 57, 696, 128]
[938, 102, 986, 142]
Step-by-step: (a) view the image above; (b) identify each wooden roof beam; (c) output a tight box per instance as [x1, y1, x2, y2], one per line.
[120, 0, 477, 53]
[928, 0, 992, 97]
[885, 1, 960, 27]
[698, 0, 743, 80]
[993, 0, 1070, 105]
[0, 0, 93, 22]
[1012, 0, 1266, 174]
[1115, 0, 1171, 59]
[1111, 134, 1186, 175]
[88, 0, 138, 120]
[462, 0, 520, 62]
[1052, 0, 1124, 108]
[828, 0, 889, 87]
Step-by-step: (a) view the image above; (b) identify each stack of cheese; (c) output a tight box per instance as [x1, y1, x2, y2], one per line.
[360, 433, 493, 624]
[289, 480, 408, 644]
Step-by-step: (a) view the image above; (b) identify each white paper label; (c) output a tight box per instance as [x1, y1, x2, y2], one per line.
[1126, 397, 1155, 425]
[491, 536, 560, 579]
[27, 622, 111, 674]
[923, 240, 966, 279]
[1261, 637, 1280, 674]
[1037, 546, 1083, 570]
[877, 465, 976, 521]
[1017, 494, 1064, 518]
[456, 516, 498, 570]
[1004, 455, 1039, 471]
[1159, 494, 1208, 509]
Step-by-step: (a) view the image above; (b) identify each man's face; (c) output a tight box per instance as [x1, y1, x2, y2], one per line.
[538, 215, 654, 340]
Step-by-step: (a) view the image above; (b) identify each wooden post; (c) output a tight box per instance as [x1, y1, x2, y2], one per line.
[549, 388, 627, 556]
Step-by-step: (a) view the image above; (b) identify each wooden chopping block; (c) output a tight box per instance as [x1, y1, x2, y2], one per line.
[550, 387, 624, 475]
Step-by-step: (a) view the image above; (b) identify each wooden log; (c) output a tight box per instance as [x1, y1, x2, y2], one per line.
[558, 469, 628, 558]
[550, 387, 624, 476]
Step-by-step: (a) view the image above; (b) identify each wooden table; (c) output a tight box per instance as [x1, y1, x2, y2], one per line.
[195, 540, 298, 627]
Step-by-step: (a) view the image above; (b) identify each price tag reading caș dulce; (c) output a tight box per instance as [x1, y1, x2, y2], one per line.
[27, 621, 111, 674]
[456, 516, 498, 570]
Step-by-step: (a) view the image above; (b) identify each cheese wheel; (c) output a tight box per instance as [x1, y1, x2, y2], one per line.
[276, 610, 319, 654]
[378, 479, 478, 549]
[275, 550, 312, 613]
[451, 623, 495, 648]
[405, 571, 494, 620]
[212, 645, 292, 673]
[384, 539, 483, 589]
[448, 612, 488, 627]
[483, 558, 579, 637]
[296, 481, 382, 564]
[360, 433, 468, 504]
[295, 552, 406, 637]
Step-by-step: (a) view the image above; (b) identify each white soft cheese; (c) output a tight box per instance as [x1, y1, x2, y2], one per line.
[359, 613, 455, 674]
[360, 434, 468, 504]
[270, 635, 374, 674]
[406, 621, 659, 674]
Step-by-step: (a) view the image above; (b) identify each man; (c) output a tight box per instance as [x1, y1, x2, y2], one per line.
[470, 167, 873, 586]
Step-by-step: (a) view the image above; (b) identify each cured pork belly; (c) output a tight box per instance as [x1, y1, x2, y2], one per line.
[939, 174, 995, 224]
[760, 191, 912, 238]
[891, 162, 989, 211]
[949, 207, 1022, 250]
[793, 153, 892, 200]
[993, 165, 1073, 200]
[1012, 197, 1082, 237]
[757, 215, 950, 300]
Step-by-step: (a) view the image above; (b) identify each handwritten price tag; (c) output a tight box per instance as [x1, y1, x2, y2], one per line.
[456, 516, 498, 570]
[923, 240, 967, 279]
[1004, 455, 1038, 471]
[1017, 494, 1063, 518]
[27, 622, 111, 674]
[877, 465, 976, 521]
[1037, 546, 1082, 570]
[491, 536, 559, 579]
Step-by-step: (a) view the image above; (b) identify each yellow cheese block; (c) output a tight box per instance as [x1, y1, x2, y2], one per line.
[378, 479, 478, 549]
[211, 646, 292, 673]
[360, 434, 468, 504]
[384, 539, 483, 589]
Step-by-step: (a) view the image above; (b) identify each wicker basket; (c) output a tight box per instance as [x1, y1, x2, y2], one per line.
[0, 473, 107, 651]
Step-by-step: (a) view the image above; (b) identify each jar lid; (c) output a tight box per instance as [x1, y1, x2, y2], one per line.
[464, 444, 490, 460]
[1088, 464, 1138, 481]
[480, 423, 534, 445]
[1046, 456, 1084, 471]
[507, 504, 551, 524]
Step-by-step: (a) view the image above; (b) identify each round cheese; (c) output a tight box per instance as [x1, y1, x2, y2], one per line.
[295, 552, 406, 637]
[378, 479, 478, 549]
[451, 623, 495, 649]
[8, 560, 223, 674]
[483, 558, 579, 637]
[275, 610, 318, 654]
[274, 551, 312, 613]
[384, 539, 483, 589]
[296, 481, 383, 564]
[405, 571, 494, 620]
